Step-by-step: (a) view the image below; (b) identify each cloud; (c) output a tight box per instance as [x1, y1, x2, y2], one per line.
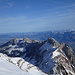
[25, 6, 31, 8]
[0, 2, 14, 9]
[0, 11, 75, 33]
[0, 1, 75, 32]
[7, 2, 13, 7]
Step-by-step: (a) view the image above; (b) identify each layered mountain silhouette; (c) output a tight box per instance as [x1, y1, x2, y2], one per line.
[0, 37, 75, 75]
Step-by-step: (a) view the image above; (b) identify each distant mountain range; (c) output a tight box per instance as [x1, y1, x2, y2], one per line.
[0, 30, 75, 52]
[0, 37, 75, 75]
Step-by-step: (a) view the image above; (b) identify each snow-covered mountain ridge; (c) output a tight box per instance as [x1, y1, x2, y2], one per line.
[0, 53, 32, 75]
[0, 37, 75, 75]
[0, 53, 47, 75]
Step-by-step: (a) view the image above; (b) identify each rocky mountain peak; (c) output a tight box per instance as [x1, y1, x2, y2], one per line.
[52, 47, 75, 75]
[9, 38, 19, 44]
[23, 37, 40, 43]
[60, 43, 75, 66]
[23, 37, 32, 43]
[47, 38, 60, 48]
[0, 37, 75, 75]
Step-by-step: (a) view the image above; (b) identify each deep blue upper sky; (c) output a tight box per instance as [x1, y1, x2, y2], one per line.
[0, 0, 75, 33]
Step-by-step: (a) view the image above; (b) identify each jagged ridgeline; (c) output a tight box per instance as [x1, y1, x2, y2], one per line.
[0, 37, 75, 75]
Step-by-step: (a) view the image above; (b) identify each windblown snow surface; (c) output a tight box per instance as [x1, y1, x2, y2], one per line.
[0, 53, 47, 75]
[0, 55, 29, 75]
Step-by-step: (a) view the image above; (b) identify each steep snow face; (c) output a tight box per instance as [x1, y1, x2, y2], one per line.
[0, 54, 31, 75]
[52, 49, 60, 58]
[9, 57, 47, 75]
[0, 53, 47, 75]
[39, 41, 57, 73]
[52, 48, 75, 75]
[40, 42, 54, 51]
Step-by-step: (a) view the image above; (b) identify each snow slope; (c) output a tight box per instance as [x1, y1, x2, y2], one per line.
[0, 53, 47, 75]
[0, 55, 30, 75]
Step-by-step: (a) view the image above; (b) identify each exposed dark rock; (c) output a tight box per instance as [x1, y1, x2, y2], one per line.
[0, 37, 75, 75]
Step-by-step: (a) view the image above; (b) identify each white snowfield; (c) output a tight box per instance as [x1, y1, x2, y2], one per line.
[9, 58, 47, 75]
[0, 57, 30, 75]
[0, 53, 47, 75]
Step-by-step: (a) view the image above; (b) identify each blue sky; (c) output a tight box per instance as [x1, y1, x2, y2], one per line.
[0, 0, 75, 33]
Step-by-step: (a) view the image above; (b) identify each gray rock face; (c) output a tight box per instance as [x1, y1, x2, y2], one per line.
[47, 38, 60, 48]
[60, 43, 75, 67]
[0, 37, 75, 75]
